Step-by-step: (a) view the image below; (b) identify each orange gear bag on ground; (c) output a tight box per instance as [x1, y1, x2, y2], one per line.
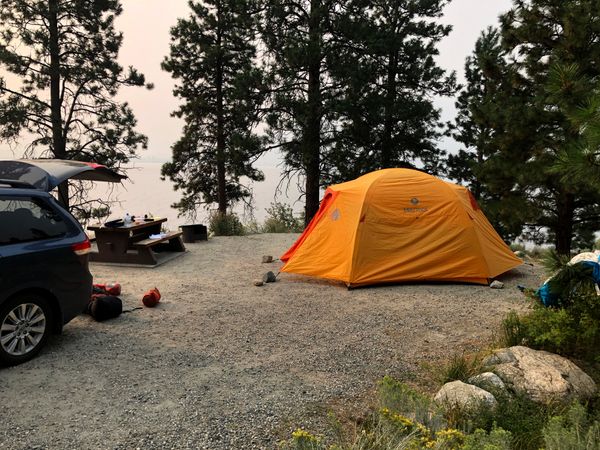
[142, 287, 161, 307]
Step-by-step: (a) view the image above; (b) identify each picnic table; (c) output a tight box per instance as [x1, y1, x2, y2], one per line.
[88, 218, 185, 266]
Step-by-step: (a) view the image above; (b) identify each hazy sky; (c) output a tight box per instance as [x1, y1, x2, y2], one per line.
[1, 0, 514, 164]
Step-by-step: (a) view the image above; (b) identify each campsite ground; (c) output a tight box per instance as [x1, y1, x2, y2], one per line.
[0, 234, 543, 449]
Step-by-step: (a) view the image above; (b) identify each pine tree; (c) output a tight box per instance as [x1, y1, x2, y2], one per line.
[450, 0, 600, 254]
[262, 0, 455, 223]
[261, 0, 345, 225]
[448, 28, 502, 199]
[161, 0, 266, 217]
[0, 0, 149, 209]
[447, 27, 536, 241]
[548, 64, 600, 187]
[326, 0, 456, 183]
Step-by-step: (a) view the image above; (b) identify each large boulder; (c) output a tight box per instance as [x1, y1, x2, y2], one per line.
[434, 380, 497, 410]
[483, 346, 596, 403]
[467, 372, 507, 395]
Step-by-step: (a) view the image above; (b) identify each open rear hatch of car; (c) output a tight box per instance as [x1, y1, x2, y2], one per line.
[0, 159, 126, 191]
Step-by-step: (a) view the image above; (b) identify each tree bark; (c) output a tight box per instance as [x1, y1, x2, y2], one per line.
[215, 2, 227, 215]
[555, 190, 575, 256]
[304, 0, 322, 226]
[48, 0, 69, 207]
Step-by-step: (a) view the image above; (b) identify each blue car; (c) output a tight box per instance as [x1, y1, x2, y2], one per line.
[0, 160, 125, 365]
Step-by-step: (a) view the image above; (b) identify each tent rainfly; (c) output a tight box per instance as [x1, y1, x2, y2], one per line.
[281, 168, 522, 287]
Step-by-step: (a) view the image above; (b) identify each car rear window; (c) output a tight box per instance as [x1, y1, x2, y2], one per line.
[0, 197, 70, 245]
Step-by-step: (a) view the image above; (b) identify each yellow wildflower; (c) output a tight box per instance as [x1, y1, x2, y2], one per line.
[435, 428, 465, 449]
[292, 429, 320, 443]
[416, 423, 430, 436]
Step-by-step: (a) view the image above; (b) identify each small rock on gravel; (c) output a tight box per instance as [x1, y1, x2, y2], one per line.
[489, 280, 504, 289]
[262, 271, 277, 283]
[254, 280, 264, 287]
[262, 255, 274, 263]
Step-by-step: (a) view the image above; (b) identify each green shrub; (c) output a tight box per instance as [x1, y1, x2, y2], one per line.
[523, 307, 579, 355]
[527, 246, 550, 260]
[500, 308, 579, 354]
[439, 353, 482, 384]
[280, 415, 420, 450]
[501, 251, 600, 360]
[280, 378, 599, 450]
[378, 376, 445, 432]
[461, 426, 512, 450]
[507, 244, 550, 259]
[346, 411, 425, 449]
[542, 402, 600, 450]
[208, 212, 245, 236]
[243, 219, 261, 235]
[329, 408, 467, 450]
[499, 311, 527, 347]
[510, 243, 526, 253]
[439, 381, 560, 449]
[482, 394, 560, 450]
[262, 202, 304, 233]
[499, 297, 600, 362]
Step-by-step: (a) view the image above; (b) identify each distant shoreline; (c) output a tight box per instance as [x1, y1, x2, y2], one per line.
[89, 161, 303, 228]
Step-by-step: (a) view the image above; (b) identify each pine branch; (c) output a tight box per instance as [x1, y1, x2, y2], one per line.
[0, 85, 51, 109]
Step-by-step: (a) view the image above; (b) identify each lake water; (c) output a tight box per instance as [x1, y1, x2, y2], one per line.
[88, 161, 304, 229]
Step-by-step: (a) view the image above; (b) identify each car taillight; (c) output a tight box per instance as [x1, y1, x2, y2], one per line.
[72, 239, 91, 256]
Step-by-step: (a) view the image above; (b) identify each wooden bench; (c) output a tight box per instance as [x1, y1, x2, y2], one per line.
[132, 230, 186, 265]
[134, 230, 184, 248]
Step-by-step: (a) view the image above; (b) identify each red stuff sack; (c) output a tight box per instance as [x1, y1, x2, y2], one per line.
[142, 287, 161, 308]
[93, 283, 122, 296]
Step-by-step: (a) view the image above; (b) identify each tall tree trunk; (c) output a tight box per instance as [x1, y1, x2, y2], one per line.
[215, 4, 227, 215]
[555, 190, 575, 256]
[304, 0, 322, 226]
[381, 50, 398, 168]
[48, 0, 69, 207]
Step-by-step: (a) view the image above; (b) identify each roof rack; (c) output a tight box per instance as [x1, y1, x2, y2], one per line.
[0, 179, 36, 189]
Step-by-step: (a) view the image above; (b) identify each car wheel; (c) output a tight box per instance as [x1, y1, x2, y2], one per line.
[0, 294, 52, 366]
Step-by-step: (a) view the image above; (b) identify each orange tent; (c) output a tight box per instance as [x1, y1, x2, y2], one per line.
[281, 168, 521, 287]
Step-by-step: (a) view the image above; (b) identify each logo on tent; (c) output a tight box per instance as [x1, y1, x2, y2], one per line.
[331, 208, 341, 221]
[410, 197, 419, 205]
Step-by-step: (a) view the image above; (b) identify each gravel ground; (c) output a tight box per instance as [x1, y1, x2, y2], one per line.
[0, 234, 542, 449]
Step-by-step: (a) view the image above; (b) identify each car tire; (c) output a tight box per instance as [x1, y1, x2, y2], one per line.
[0, 294, 53, 366]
